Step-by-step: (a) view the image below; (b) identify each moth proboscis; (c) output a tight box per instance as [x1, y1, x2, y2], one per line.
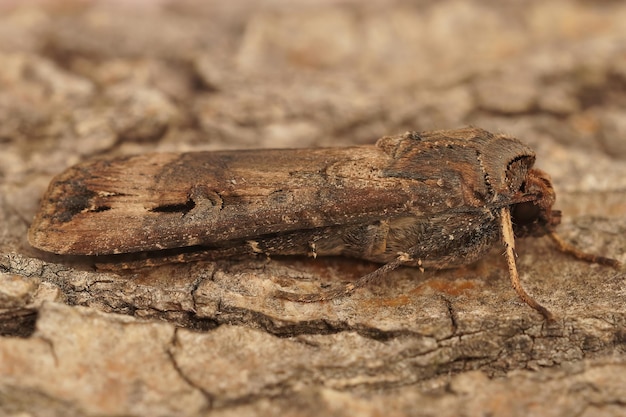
[28, 127, 622, 320]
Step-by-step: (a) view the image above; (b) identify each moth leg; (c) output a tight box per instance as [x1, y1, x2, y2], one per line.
[273, 253, 412, 302]
[501, 207, 554, 321]
[548, 231, 622, 269]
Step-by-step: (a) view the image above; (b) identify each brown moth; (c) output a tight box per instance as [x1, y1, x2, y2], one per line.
[28, 127, 621, 319]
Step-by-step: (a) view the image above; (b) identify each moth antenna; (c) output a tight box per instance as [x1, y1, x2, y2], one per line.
[274, 255, 410, 303]
[547, 231, 622, 269]
[501, 207, 554, 321]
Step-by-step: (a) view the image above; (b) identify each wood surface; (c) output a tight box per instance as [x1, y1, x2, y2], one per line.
[1, 1, 625, 416]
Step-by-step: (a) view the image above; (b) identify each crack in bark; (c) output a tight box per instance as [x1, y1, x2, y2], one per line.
[166, 328, 214, 411]
[37, 334, 60, 367]
[443, 297, 459, 334]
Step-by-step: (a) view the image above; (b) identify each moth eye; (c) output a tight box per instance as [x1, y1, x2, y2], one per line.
[512, 201, 540, 225]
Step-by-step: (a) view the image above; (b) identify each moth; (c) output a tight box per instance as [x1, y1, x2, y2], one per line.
[28, 127, 620, 319]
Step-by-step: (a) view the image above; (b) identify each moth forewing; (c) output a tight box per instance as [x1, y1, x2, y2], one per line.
[28, 148, 416, 255]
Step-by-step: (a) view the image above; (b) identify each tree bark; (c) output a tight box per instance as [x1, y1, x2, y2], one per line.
[1, 1, 625, 416]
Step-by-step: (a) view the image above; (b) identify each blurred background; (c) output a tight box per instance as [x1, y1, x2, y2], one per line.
[0, 4, 624, 151]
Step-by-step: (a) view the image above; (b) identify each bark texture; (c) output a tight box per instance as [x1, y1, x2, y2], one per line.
[1, 1, 625, 416]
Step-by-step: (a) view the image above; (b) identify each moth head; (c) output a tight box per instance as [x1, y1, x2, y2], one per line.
[511, 168, 561, 237]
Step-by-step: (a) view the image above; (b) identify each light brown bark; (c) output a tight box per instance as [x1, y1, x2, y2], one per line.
[1, 1, 625, 416]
